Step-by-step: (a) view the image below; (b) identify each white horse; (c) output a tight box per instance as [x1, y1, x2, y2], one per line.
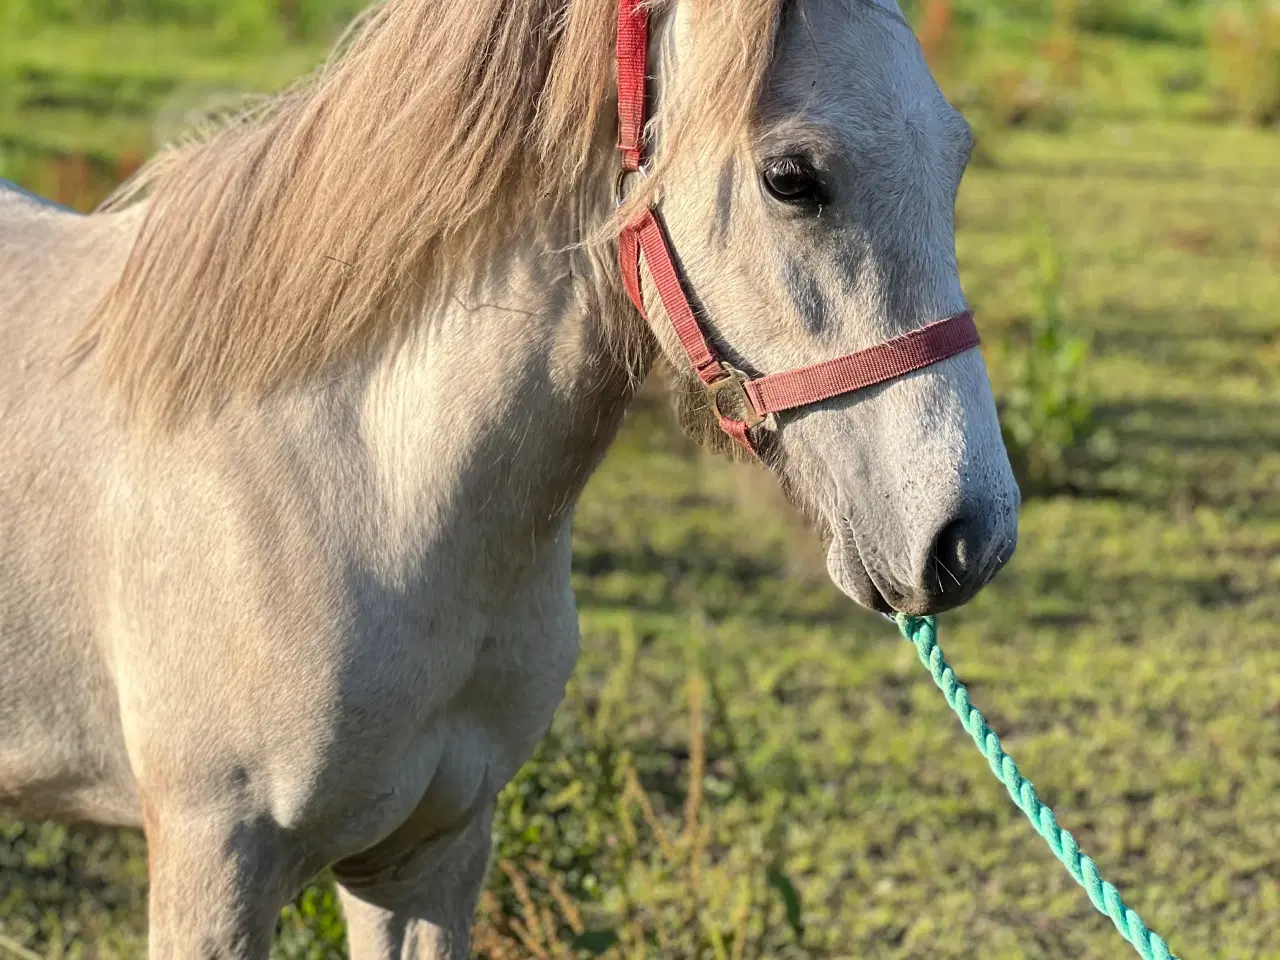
[0, 0, 1019, 956]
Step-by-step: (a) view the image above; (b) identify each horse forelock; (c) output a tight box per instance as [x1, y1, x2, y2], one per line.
[77, 0, 784, 426]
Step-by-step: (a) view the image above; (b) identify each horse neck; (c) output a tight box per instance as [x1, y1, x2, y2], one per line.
[352, 176, 649, 585]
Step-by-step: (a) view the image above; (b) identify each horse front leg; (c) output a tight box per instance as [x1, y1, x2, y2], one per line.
[143, 798, 305, 959]
[334, 804, 494, 960]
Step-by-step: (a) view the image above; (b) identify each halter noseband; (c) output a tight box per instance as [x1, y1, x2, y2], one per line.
[614, 0, 980, 456]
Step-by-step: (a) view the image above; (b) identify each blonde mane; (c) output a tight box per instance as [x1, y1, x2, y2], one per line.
[80, 0, 782, 423]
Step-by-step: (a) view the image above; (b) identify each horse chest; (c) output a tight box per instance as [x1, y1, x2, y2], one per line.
[296, 580, 582, 863]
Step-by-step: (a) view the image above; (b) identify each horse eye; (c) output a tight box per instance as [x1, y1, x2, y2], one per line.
[761, 156, 824, 206]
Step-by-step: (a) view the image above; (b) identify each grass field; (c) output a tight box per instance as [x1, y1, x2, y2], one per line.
[2, 2, 1279, 958]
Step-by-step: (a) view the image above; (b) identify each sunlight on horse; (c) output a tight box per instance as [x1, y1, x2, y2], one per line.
[0, 0, 1017, 956]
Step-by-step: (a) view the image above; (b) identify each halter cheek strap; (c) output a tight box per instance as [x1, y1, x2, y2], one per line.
[615, 0, 979, 457]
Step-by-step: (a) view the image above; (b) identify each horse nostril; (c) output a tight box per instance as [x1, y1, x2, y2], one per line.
[907, 509, 1015, 615]
[930, 517, 972, 594]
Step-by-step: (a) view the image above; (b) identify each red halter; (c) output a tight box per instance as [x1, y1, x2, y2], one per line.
[615, 0, 980, 456]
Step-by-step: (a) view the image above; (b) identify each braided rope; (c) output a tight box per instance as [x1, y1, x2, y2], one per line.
[896, 615, 1178, 960]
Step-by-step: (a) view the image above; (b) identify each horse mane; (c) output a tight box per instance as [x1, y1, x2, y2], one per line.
[77, 0, 782, 424]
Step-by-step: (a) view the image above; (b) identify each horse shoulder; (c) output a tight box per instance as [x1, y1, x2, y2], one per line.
[0, 185, 145, 826]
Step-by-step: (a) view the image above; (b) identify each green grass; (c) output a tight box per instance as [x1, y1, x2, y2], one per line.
[2, 4, 1280, 959]
[0, 22, 326, 170]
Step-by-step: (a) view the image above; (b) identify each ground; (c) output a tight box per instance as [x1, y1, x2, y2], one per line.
[1, 4, 1278, 958]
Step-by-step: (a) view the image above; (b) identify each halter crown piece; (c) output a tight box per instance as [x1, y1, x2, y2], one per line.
[614, 0, 981, 456]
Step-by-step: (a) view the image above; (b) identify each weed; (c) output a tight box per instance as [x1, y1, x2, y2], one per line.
[472, 669, 809, 959]
[917, 0, 959, 79]
[978, 68, 1074, 132]
[1042, 0, 1084, 91]
[272, 880, 346, 960]
[1209, 2, 1280, 126]
[993, 218, 1100, 494]
[1073, 0, 1192, 43]
[1263, 219, 1280, 266]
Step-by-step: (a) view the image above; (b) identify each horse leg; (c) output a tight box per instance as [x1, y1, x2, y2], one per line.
[144, 803, 302, 959]
[335, 806, 493, 960]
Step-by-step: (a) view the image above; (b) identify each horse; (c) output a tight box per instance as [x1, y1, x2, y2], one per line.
[0, 0, 1019, 956]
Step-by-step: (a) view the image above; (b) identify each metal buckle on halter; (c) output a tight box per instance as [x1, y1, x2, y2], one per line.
[613, 163, 650, 210]
[707, 365, 764, 429]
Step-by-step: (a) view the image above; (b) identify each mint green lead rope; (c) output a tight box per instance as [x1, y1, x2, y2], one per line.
[896, 615, 1178, 960]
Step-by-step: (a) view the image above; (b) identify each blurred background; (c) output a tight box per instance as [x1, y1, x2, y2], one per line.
[1, 0, 1278, 957]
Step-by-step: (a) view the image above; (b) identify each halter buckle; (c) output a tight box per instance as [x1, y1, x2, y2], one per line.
[708, 366, 763, 429]
[613, 164, 650, 210]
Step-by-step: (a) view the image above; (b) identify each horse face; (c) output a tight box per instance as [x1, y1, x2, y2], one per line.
[650, 0, 1019, 615]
